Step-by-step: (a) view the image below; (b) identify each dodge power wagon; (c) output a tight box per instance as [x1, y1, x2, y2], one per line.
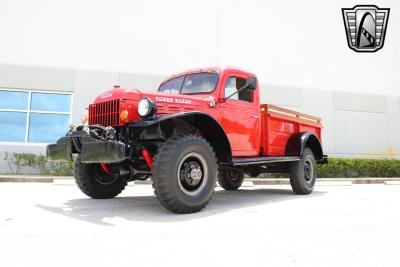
[47, 66, 327, 214]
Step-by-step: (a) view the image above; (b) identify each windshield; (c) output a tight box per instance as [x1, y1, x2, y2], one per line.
[158, 76, 184, 94]
[158, 73, 218, 94]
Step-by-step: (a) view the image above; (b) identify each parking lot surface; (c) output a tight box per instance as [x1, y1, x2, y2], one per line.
[1, 182, 399, 267]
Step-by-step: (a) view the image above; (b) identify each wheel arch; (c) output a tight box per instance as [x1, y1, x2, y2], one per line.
[132, 112, 232, 163]
[285, 132, 324, 161]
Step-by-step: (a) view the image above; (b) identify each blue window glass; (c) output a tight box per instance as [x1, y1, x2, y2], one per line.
[0, 90, 29, 110]
[28, 113, 70, 143]
[31, 93, 71, 112]
[0, 111, 27, 142]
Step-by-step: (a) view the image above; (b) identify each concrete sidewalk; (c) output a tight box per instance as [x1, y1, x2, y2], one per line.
[1, 183, 400, 266]
[0, 174, 399, 185]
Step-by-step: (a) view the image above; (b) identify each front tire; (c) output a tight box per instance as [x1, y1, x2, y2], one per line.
[289, 148, 317, 195]
[218, 169, 244, 190]
[74, 156, 127, 199]
[152, 135, 217, 214]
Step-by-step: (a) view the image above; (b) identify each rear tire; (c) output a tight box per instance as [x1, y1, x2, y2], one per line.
[152, 135, 217, 214]
[218, 169, 244, 190]
[74, 155, 127, 199]
[289, 148, 317, 195]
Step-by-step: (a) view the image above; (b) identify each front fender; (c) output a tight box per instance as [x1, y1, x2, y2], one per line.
[129, 112, 232, 163]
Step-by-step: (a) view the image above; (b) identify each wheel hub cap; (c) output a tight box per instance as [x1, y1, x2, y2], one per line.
[182, 162, 203, 186]
[190, 167, 202, 182]
[178, 152, 208, 195]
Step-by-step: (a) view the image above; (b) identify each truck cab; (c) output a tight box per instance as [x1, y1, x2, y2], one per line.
[47, 66, 327, 214]
[151, 66, 262, 156]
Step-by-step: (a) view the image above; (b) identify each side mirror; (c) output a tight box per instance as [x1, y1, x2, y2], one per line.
[246, 77, 257, 91]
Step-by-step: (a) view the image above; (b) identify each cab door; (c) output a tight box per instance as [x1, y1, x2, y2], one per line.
[218, 73, 261, 157]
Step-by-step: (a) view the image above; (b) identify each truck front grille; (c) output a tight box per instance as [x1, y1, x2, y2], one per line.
[88, 99, 120, 126]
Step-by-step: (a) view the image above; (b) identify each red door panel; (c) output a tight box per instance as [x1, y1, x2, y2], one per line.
[218, 73, 261, 157]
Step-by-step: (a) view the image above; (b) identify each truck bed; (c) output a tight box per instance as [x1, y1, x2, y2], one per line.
[260, 104, 322, 156]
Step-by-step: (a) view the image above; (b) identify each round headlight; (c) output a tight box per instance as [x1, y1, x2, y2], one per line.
[138, 98, 157, 117]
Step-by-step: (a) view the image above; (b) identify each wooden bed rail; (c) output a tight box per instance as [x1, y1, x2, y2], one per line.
[263, 104, 321, 124]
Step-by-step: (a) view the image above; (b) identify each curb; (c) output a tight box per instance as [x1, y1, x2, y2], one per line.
[0, 175, 400, 185]
[0, 175, 72, 183]
[249, 177, 400, 185]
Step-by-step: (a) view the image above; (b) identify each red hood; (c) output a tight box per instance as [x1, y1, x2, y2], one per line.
[93, 87, 142, 103]
[89, 87, 216, 126]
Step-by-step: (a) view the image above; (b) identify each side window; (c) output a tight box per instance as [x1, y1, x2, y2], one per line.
[224, 77, 253, 103]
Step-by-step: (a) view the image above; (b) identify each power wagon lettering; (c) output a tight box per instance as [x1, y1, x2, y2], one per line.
[156, 96, 191, 104]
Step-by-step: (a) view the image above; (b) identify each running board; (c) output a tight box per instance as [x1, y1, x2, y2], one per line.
[231, 156, 300, 166]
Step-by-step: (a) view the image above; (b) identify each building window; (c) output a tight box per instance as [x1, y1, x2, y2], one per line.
[0, 89, 72, 144]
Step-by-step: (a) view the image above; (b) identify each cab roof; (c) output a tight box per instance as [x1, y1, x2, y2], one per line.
[160, 66, 256, 85]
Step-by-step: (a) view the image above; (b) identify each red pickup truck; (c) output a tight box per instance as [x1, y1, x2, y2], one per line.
[47, 66, 327, 213]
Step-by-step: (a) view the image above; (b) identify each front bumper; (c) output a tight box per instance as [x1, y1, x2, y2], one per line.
[47, 131, 126, 164]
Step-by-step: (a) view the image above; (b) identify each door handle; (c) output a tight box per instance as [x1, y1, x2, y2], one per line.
[251, 115, 260, 118]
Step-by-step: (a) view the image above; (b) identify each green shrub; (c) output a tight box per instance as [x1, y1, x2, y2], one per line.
[2, 152, 73, 176]
[258, 157, 400, 178]
[317, 157, 400, 178]
[2, 152, 400, 177]
[48, 161, 74, 176]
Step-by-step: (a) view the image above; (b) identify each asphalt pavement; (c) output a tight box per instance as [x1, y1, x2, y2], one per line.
[1, 182, 399, 267]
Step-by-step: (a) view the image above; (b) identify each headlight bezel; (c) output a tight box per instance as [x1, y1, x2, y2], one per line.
[138, 98, 157, 118]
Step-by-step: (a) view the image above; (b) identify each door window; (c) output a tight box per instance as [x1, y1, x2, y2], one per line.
[224, 77, 253, 102]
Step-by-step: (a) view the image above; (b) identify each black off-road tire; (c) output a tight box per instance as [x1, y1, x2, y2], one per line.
[152, 135, 218, 214]
[218, 168, 244, 190]
[289, 148, 317, 195]
[74, 155, 127, 199]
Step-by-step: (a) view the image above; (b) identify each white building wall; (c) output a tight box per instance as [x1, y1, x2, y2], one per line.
[0, 0, 399, 173]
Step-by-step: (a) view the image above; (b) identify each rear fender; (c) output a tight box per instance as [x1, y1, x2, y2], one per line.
[285, 132, 324, 162]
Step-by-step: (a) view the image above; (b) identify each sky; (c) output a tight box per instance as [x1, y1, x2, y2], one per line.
[0, 0, 399, 95]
